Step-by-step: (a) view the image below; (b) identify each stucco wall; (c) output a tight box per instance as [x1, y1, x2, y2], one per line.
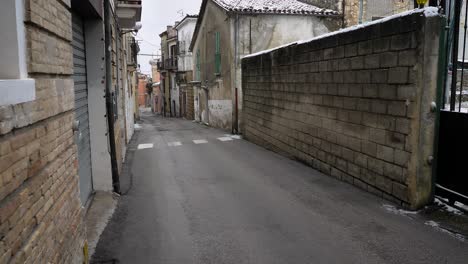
[242, 10, 442, 209]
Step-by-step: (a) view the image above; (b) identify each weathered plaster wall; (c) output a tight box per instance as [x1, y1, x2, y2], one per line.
[242, 11, 441, 209]
[233, 14, 340, 132]
[192, 0, 233, 129]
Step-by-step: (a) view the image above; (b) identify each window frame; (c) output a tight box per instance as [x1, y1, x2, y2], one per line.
[0, 0, 35, 106]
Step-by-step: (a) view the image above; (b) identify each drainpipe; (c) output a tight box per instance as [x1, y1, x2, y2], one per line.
[233, 14, 240, 134]
[104, 0, 121, 194]
[358, 0, 364, 24]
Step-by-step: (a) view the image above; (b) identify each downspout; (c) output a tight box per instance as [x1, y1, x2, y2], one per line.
[358, 0, 364, 24]
[341, 0, 346, 28]
[233, 14, 240, 134]
[104, 0, 121, 194]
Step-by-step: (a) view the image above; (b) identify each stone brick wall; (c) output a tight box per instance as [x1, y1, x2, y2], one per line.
[0, 0, 85, 262]
[242, 10, 441, 209]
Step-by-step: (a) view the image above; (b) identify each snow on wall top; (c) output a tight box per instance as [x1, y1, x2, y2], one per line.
[213, 0, 339, 16]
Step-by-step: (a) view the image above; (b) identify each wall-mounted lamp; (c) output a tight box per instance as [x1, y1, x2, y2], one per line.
[120, 22, 143, 35]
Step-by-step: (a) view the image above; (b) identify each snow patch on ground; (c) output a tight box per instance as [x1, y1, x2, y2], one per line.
[455, 202, 468, 212]
[243, 7, 439, 60]
[434, 198, 465, 215]
[224, 134, 243, 140]
[383, 204, 419, 216]
[425, 220, 466, 242]
[134, 124, 142, 130]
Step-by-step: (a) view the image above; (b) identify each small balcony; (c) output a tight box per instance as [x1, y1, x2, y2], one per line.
[164, 57, 178, 70]
[116, 0, 142, 29]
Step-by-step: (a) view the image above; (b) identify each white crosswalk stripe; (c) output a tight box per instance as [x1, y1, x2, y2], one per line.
[137, 143, 154, 150]
[217, 137, 233, 142]
[168, 142, 182, 147]
[224, 134, 242, 140]
[193, 139, 208, 144]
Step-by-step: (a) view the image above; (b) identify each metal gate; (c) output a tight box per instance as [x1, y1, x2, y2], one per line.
[72, 14, 93, 205]
[436, 0, 468, 204]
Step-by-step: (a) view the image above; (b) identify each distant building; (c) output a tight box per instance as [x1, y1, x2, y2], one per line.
[138, 74, 149, 107]
[175, 15, 198, 120]
[190, 0, 341, 131]
[300, 0, 415, 26]
[159, 25, 179, 117]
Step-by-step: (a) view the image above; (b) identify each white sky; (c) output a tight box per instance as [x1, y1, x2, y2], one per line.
[136, 0, 202, 75]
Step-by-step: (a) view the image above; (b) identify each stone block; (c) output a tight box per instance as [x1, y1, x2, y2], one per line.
[388, 67, 409, 84]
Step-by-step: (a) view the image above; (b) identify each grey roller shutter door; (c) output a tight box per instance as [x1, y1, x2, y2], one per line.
[72, 13, 93, 205]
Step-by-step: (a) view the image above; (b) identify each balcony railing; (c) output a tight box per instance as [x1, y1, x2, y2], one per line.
[164, 57, 178, 70]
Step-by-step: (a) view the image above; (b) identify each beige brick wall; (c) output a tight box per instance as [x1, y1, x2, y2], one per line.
[0, 0, 85, 262]
[242, 11, 441, 209]
[344, 0, 414, 27]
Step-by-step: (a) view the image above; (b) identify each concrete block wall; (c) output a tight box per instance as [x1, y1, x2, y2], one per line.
[0, 0, 85, 262]
[242, 10, 441, 209]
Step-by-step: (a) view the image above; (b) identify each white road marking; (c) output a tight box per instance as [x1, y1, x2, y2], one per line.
[137, 143, 154, 150]
[217, 137, 233, 142]
[224, 134, 242, 140]
[193, 139, 208, 144]
[168, 142, 182, 147]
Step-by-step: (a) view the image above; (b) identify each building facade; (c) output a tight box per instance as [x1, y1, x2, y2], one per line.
[159, 25, 179, 117]
[300, 0, 415, 26]
[190, 0, 341, 131]
[175, 15, 198, 120]
[0, 0, 141, 262]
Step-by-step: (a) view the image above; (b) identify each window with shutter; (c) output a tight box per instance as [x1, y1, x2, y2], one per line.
[215, 32, 221, 75]
[196, 49, 201, 81]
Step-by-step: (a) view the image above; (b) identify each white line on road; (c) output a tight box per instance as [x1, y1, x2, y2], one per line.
[193, 139, 208, 144]
[217, 137, 233, 142]
[224, 134, 242, 140]
[137, 143, 154, 150]
[168, 142, 182, 147]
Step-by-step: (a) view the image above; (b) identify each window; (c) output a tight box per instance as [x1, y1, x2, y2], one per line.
[196, 49, 201, 81]
[214, 32, 221, 75]
[0, 0, 35, 106]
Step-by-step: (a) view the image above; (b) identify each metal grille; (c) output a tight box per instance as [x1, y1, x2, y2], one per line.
[436, 0, 468, 205]
[442, 0, 468, 112]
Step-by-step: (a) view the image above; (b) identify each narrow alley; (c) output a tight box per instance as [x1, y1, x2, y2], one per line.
[91, 111, 468, 264]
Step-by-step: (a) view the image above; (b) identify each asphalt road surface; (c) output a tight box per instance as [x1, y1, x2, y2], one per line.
[91, 111, 468, 264]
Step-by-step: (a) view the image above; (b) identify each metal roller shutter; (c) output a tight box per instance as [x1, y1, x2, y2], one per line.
[72, 13, 93, 205]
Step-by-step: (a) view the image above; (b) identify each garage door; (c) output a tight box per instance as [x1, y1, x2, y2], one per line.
[72, 13, 93, 205]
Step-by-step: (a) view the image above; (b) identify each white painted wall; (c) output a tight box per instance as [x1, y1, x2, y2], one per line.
[0, 0, 35, 106]
[170, 73, 180, 117]
[85, 19, 113, 192]
[176, 17, 197, 72]
[124, 74, 134, 144]
[208, 99, 232, 128]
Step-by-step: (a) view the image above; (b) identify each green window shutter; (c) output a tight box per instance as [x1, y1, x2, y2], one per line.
[196, 50, 201, 81]
[215, 32, 221, 74]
